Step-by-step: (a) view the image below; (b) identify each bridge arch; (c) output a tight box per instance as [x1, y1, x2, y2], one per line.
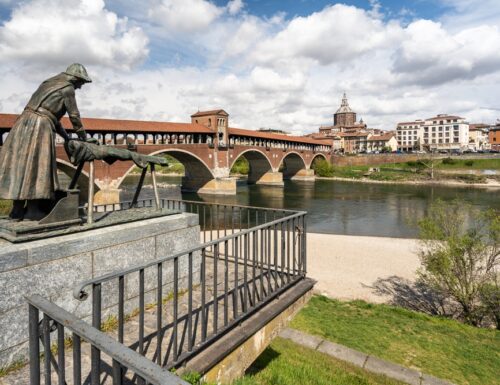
[116, 149, 215, 193]
[279, 152, 307, 179]
[231, 149, 273, 184]
[309, 153, 328, 169]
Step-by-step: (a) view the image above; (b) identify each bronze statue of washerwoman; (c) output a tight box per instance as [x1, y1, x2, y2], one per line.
[0, 63, 92, 221]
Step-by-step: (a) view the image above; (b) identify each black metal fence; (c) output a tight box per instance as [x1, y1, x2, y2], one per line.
[28, 200, 307, 385]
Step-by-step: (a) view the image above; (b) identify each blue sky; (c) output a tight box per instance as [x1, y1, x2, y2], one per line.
[0, 0, 500, 132]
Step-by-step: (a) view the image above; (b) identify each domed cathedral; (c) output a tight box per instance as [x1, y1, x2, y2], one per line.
[334, 93, 357, 128]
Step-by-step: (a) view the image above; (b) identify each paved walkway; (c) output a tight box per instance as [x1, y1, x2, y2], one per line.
[280, 328, 454, 385]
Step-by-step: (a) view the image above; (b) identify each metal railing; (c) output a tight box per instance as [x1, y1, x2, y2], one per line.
[29, 200, 307, 384]
[27, 295, 189, 385]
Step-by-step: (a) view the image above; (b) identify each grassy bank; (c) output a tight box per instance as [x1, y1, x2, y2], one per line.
[290, 296, 500, 385]
[314, 157, 500, 184]
[231, 338, 404, 385]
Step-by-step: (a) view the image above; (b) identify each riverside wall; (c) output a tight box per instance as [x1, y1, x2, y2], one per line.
[331, 154, 420, 167]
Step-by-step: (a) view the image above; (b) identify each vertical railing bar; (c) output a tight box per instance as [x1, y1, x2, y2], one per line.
[203, 205, 206, 243]
[281, 221, 285, 287]
[73, 333, 81, 385]
[274, 223, 278, 290]
[224, 205, 227, 237]
[302, 215, 307, 276]
[201, 249, 207, 342]
[287, 219, 291, 282]
[188, 252, 193, 351]
[156, 263, 162, 365]
[259, 228, 264, 300]
[118, 276, 124, 344]
[213, 243, 219, 334]
[233, 237, 239, 319]
[243, 233, 248, 312]
[139, 269, 145, 356]
[224, 240, 229, 326]
[252, 230, 257, 306]
[293, 217, 296, 276]
[173, 257, 179, 362]
[216, 205, 220, 240]
[91, 283, 101, 385]
[112, 359, 122, 385]
[43, 314, 52, 385]
[29, 304, 40, 385]
[267, 226, 272, 294]
[57, 322, 65, 385]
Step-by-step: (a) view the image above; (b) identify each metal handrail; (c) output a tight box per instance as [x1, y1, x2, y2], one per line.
[27, 294, 189, 385]
[73, 209, 306, 301]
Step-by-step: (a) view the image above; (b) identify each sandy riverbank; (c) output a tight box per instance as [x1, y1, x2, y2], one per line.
[316, 176, 500, 188]
[307, 233, 421, 303]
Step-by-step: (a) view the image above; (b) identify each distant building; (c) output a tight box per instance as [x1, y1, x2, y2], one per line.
[309, 93, 395, 153]
[468, 123, 490, 151]
[396, 120, 424, 152]
[422, 114, 469, 151]
[397, 114, 470, 152]
[489, 123, 500, 151]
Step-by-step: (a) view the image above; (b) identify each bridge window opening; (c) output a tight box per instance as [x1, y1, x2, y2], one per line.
[208, 118, 212, 127]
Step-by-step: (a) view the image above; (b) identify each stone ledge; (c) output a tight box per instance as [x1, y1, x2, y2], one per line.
[280, 328, 456, 385]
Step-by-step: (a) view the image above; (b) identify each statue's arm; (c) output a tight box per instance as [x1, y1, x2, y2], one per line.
[62, 86, 87, 140]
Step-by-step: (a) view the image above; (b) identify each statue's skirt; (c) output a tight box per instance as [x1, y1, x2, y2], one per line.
[0, 110, 59, 200]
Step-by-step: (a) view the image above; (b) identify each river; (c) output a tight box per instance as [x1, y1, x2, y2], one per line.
[121, 175, 500, 238]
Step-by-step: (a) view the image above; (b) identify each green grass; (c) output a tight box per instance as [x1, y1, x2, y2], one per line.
[0, 199, 11, 215]
[232, 338, 405, 385]
[290, 296, 500, 385]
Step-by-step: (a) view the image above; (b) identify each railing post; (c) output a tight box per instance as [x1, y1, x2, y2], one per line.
[91, 283, 101, 385]
[28, 304, 40, 385]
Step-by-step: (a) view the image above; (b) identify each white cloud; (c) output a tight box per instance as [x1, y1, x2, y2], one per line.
[0, 0, 149, 70]
[227, 0, 244, 15]
[392, 20, 500, 85]
[148, 0, 223, 34]
[249, 4, 402, 67]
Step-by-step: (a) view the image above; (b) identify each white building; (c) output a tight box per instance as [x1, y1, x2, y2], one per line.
[396, 120, 424, 152]
[468, 124, 490, 151]
[422, 114, 469, 151]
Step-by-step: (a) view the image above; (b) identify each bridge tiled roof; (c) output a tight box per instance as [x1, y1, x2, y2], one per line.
[228, 127, 331, 145]
[0, 113, 213, 134]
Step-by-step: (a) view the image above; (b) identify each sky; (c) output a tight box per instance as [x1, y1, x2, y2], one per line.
[0, 0, 500, 135]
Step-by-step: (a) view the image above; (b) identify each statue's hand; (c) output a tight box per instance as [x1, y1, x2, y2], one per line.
[86, 138, 99, 145]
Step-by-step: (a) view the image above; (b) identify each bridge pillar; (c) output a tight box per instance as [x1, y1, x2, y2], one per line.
[93, 187, 121, 205]
[285, 168, 315, 181]
[182, 177, 237, 195]
[248, 171, 284, 186]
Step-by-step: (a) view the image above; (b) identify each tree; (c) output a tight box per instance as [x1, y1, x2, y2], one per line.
[418, 150, 438, 179]
[417, 200, 500, 327]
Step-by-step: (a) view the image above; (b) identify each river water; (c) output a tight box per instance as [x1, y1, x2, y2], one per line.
[121, 175, 500, 238]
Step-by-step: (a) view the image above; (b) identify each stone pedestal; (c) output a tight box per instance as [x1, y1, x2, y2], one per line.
[0, 212, 200, 369]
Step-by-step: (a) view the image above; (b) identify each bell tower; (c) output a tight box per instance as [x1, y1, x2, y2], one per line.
[191, 109, 229, 146]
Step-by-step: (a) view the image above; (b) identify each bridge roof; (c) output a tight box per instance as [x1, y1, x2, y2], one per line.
[228, 127, 331, 145]
[0, 113, 213, 134]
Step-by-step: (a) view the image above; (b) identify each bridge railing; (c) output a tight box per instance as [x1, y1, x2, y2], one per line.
[68, 202, 306, 382]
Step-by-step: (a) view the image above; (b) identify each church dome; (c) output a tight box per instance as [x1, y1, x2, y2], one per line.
[336, 93, 353, 114]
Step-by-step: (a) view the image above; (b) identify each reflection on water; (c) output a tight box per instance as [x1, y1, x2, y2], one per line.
[121, 175, 500, 238]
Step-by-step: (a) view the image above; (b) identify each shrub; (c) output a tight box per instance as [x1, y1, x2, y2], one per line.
[442, 157, 455, 165]
[231, 157, 249, 175]
[417, 200, 500, 327]
[312, 159, 335, 177]
[465, 160, 474, 166]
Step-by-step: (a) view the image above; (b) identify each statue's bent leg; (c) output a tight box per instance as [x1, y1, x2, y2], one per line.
[9, 200, 26, 221]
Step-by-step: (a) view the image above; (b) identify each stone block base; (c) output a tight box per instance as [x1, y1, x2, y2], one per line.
[93, 188, 121, 205]
[286, 169, 315, 181]
[0, 212, 200, 369]
[183, 177, 237, 195]
[254, 172, 284, 186]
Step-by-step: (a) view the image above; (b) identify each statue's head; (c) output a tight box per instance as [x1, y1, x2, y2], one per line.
[65, 63, 92, 89]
